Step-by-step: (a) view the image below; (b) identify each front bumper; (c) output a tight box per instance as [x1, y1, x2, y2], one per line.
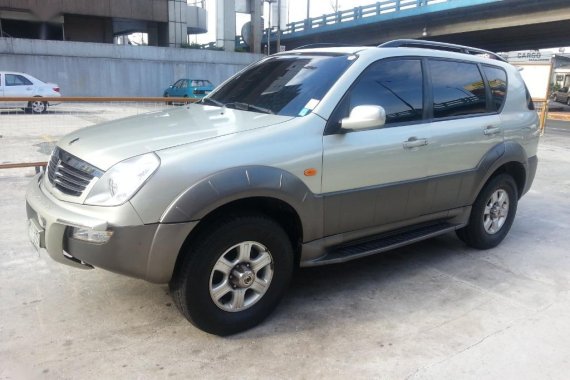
[25, 174, 197, 283]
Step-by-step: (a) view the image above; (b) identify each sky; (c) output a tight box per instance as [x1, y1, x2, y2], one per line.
[193, 0, 380, 44]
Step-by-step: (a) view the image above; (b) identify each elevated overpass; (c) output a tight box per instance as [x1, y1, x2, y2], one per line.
[254, 0, 570, 52]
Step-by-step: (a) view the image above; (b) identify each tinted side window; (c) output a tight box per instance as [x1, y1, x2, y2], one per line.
[347, 59, 423, 125]
[482, 66, 507, 112]
[6, 74, 32, 86]
[429, 60, 486, 118]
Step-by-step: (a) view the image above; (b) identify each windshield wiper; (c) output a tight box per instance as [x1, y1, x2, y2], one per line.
[200, 97, 224, 107]
[224, 102, 274, 114]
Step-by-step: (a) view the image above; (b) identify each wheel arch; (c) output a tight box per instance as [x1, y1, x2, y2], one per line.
[489, 161, 526, 198]
[162, 166, 323, 276]
[173, 196, 305, 273]
[470, 141, 530, 203]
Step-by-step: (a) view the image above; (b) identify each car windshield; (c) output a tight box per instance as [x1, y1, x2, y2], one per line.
[204, 53, 355, 116]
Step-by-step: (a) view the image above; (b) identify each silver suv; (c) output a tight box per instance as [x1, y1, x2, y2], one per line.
[26, 40, 539, 335]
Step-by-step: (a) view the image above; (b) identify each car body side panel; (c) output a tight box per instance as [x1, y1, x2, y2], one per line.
[500, 67, 540, 158]
[299, 140, 536, 265]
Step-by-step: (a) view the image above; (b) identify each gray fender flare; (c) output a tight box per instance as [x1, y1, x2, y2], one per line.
[160, 165, 323, 242]
[468, 141, 529, 203]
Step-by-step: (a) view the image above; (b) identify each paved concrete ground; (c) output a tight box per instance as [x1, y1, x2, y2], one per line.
[1, 110, 570, 379]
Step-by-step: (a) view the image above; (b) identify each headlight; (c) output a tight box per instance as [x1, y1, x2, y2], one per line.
[84, 153, 160, 206]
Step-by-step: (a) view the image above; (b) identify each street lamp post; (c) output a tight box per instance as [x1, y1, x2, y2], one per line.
[276, 0, 281, 53]
[265, 0, 276, 55]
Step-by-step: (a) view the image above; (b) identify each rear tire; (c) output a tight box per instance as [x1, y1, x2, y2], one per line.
[456, 174, 518, 250]
[27, 100, 47, 114]
[169, 214, 294, 336]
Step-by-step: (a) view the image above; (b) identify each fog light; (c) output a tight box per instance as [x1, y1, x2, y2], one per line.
[71, 227, 113, 244]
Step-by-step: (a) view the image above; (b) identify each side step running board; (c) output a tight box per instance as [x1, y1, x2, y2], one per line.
[305, 222, 462, 266]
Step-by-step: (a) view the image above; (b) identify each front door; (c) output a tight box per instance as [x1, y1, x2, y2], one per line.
[3, 73, 33, 109]
[322, 58, 431, 236]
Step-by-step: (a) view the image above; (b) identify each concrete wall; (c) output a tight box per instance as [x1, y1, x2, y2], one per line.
[0, 38, 264, 96]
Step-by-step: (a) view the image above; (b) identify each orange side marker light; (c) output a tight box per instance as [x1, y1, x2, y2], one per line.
[304, 168, 318, 177]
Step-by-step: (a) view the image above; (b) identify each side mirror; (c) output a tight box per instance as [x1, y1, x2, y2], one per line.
[341, 105, 386, 131]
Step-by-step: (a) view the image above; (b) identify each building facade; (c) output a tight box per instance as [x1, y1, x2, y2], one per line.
[0, 0, 207, 47]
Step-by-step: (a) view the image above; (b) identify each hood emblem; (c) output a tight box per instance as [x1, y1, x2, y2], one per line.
[68, 138, 80, 145]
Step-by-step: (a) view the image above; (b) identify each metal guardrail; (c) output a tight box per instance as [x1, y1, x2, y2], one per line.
[233, 0, 456, 48]
[0, 161, 47, 173]
[284, 0, 435, 35]
[217, 1, 460, 49]
[235, 0, 453, 48]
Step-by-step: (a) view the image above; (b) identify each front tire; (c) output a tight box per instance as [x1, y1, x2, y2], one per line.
[164, 93, 172, 105]
[169, 214, 294, 335]
[456, 174, 518, 250]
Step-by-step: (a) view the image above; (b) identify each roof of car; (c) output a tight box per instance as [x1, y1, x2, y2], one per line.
[276, 46, 368, 55]
[0, 71, 28, 75]
[280, 40, 508, 66]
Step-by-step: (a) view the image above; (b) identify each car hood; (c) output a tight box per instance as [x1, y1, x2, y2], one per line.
[58, 104, 294, 170]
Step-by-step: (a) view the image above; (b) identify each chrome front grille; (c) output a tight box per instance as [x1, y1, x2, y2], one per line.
[47, 148, 103, 197]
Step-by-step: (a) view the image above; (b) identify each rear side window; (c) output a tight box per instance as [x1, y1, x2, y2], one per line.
[429, 60, 486, 118]
[346, 59, 424, 125]
[6, 74, 33, 86]
[482, 66, 507, 112]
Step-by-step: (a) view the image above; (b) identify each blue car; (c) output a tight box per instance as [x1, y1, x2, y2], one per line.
[163, 79, 214, 100]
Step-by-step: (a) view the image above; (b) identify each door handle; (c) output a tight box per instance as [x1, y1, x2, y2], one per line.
[403, 137, 428, 149]
[483, 126, 501, 136]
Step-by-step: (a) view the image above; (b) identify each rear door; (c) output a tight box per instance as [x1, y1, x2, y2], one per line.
[424, 59, 503, 212]
[322, 58, 432, 236]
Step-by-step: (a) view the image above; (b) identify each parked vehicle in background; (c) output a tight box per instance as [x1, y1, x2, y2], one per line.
[553, 86, 570, 105]
[0, 71, 61, 113]
[163, 79, 214, 100]
[26, 40, 539, 336]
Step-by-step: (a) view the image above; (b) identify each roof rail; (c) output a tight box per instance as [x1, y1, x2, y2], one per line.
[378, 39, 507, 62]
[292, 43, 351, 50]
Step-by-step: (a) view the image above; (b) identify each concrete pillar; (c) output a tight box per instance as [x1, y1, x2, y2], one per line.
[250, 0, 262, 54]
[168, 0, 188, 47]
[39, 22, 48, 40]
[216, 0, 236, 52]
[148, 22, 159, 46]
